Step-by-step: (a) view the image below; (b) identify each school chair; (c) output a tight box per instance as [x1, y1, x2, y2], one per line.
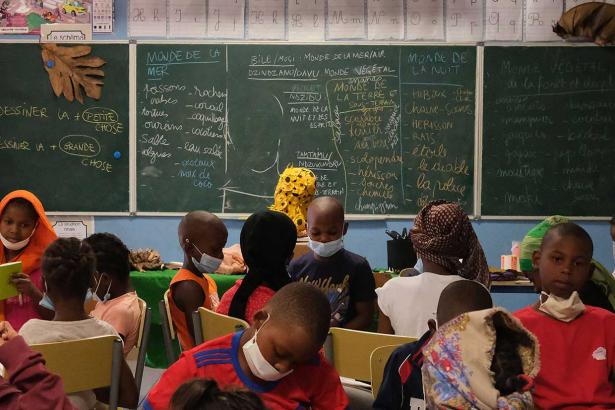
[126, 297, 152, 399]
[191, 307, 249, 346]
[370, 344, 400, 399]
[30, 335, 123, 410]
[323, 327, 415, 384]
[159, 289, 179, 364]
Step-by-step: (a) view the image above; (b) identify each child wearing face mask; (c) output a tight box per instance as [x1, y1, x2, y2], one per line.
[169, 211, 228, 351]
[0, 190, 57, 330]
[217, 211, 296, 324]
[18, 237, 138, 410]
[85, 233, 141, 356]
[514, 222, 615, 408]
[288, 196, 376, 331]
[145, 282, 349, 410]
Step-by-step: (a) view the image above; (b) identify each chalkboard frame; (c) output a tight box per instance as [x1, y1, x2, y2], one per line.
[479, 43, 615, 220]
[2, 40, 610, 220]
[0, 39, 132, 215]
[133, 41, 479, 218]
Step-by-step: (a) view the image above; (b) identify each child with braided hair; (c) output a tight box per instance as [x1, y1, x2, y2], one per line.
[19, 238, 138, 410]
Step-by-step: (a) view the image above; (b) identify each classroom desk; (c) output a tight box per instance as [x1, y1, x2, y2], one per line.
[130, 269, 244, 369]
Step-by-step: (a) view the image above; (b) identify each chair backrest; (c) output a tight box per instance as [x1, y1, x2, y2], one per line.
[324, 327, 415, 382]
[192, 307, 249, 346]
[159, 289, 178, 364]
[370, 344, 400, 399]
[133, 297, 152, 398]
[30, 335, 123, 410]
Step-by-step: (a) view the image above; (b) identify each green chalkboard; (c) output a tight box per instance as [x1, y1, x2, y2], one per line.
[137, 44, 476, 214]
[0, 43, 129, 212]
[482, 46, 615, 217]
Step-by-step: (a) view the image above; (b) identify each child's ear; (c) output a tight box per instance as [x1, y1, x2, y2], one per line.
[531, 250, 541, 269]
[343, 222, 348, 235]
[252, 310, 269, 329]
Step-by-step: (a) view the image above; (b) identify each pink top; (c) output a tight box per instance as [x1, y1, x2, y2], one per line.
[5, 268, 44, 331]
[91, 291, 141, 355]
[216, 280, 275, 325]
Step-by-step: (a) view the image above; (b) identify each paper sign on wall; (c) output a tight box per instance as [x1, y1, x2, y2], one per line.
[50, 216, 94, 240]
[168, 0, 207, 38]
[248, 0, 286, 40]
[368, 0, 403, 40]
[525, 0, 563, 41]
[327, 0, 366, 40]
[128, 0, 167, 37]
[446, 0, 483, 42]
[288, 0, 325, 41]
[406, 0, 444, 41]
[208, 0, 245, 39]
[485, 0, 523, 41]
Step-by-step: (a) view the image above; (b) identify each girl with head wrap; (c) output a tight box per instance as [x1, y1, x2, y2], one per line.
[217, 210, 297, 323]
[377, 200, 490, 337]
[0, 190, 57, 330]
[411, 200, 490, 287]
[519, 216, 615, 312]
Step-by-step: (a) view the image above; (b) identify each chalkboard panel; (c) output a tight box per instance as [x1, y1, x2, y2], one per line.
[0, 43, 129, 212]
[137, 44, 476, 214]
[482, 46, 615, 217]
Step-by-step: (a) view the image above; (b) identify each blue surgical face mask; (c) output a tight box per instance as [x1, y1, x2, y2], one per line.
[39, 280, 55, 311]
[308, 237, 344, 258]
[186, 239, 223, 273]
[39, 293, 55, 311]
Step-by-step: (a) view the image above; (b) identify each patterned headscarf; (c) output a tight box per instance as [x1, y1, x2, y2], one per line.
[422, 308, 540, 410]
[519, 216, 569, 272]
[411, 200, 490, 287]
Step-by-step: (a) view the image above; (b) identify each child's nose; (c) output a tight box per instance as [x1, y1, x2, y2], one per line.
[562, 262, 573, 274]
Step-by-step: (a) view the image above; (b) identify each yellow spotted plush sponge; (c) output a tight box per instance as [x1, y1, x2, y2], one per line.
[270, 167, 317, 234]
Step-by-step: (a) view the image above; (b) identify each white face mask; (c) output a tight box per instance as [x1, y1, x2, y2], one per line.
[94, 273, 112, 303]
[186, 239, 223, 273]
[308, 237, 344, 258]
[242, 314, 293, 382]
[538, 291, 585, 322]
[0, 226, 36, 251]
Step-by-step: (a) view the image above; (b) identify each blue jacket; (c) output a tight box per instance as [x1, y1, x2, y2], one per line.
[373, 330, 433, 410]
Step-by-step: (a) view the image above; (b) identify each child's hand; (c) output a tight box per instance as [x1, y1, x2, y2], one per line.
[0, 321, 17, 346]
[10, 272, 42, 300]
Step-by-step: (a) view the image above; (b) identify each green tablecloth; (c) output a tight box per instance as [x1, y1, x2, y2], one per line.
[130, 269, 243, 369]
